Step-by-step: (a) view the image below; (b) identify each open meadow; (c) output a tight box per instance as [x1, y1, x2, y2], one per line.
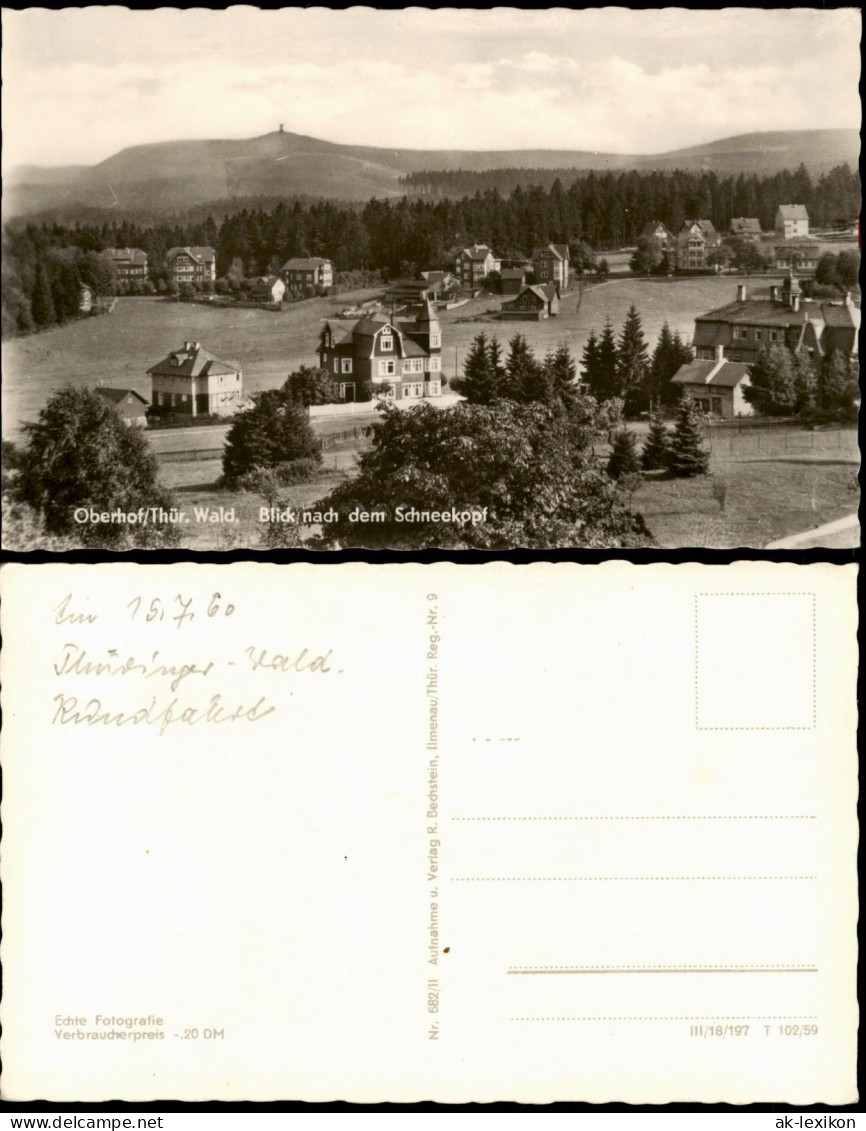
[2, 274, 790, 440]
[149, 421, 858, 551]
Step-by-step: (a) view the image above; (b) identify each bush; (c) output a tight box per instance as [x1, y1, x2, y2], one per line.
[275, 457, 320, 485]
[221, 388, 322, 487]
[607, 429, 642, 480]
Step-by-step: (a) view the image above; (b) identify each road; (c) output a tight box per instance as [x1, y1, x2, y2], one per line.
[765, 513, 860, 549]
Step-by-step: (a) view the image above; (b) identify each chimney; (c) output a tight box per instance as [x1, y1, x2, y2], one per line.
[736, 283, 747, 301]
[791, 295, 800, 313]
[770, 284, 779, 302]
[183, 340, 191, 349]
[715, 344, 725, 363]
[193, 341, 200, 350]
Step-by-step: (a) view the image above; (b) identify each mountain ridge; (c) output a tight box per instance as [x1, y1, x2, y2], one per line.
[5, 127, 859, 218]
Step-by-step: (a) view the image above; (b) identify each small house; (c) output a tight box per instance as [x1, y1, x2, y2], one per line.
[730, 218, 762, 239]
[250, 275, 286, 303]
[455, 245, 501, 286]
[94, 387, 149, 428]
[500, 283, 560, 321]
[166, 246, 216, 287]
[281, 257, 334, 291]
[78, 285, 93, 313]
[670, 350, 752, 418]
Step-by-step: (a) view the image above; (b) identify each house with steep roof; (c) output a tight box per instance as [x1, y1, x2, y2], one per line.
[639, 221, 675, 250]
[281, 257, 334, 291]
[775, 204, 810, 239]
[105, 247, 148, 285]
[166, 246, 216, 287]
[500, 283, 560, 321]
[249, 275, 286, 303]
[730, 217, 762, 239]
[455, 244, 500, 286]
[675, 220, 722, 271]
[532, 244, 570, 290]
[94, 386, 150, 428]
[317, 300, 443, 403]
[670, 355, 752, 419]
[147, 341, 243, 416]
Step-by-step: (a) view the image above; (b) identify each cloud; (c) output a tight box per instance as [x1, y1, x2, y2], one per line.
[1, 8, 860, 168]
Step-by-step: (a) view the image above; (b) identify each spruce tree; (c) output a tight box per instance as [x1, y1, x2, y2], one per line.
[607, 429, 642, 480]
[580, 330, 600, 395]
[593, 319, 619, 402]
[503, 333, 539, 401]
[616, 304, 650, 416]
[742, 345, 799, 416]
[487, 336, 506, 400]
[648, 322, 674, 407]
[549, 343, 579, 412]
[641, 416, 671, 470]
[31, 262, 56, 328]
[668, 400, 710, 478]
[455, 332, 497, 404]
[665, 332, 694, 406]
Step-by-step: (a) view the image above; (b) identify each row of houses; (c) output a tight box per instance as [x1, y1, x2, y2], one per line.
[642, 205, 813, 272]
[455, 243, 572, 290]
[99, 247, 334, 292]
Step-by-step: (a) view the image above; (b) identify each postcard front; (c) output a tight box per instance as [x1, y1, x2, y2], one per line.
[1, 7, 860, 552]
[0, 562, 857, 1103]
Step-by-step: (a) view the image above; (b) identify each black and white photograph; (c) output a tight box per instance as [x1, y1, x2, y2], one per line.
[1, 6, 860, 551]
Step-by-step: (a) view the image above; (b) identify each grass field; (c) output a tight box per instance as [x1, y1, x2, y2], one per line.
[2, 274, 790, 440]
[1, 288, 383, 440]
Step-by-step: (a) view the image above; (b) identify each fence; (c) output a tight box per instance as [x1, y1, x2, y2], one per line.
[157, 447, 224, 463]
[704, 424, 857, 459]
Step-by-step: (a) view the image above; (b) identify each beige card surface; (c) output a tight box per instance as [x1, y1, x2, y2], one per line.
[0, 562, 858, 1103]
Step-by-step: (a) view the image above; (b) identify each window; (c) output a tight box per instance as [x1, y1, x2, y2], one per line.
[769, 330, 780, 342]
[379, 330, 393, 352]
[430, 334, 440, 348]
[379, 359, 396, 376]
[403, 382, 423, 398]
[428, 357, 441, 372]
[426, 381, 441, 396]
[754, 330, 762, 341]
[341, 358, 353, 374]
[734, 327, 748, 340]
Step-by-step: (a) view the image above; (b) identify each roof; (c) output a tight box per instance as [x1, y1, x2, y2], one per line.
[671, 359, 750, 389]
[682, 219, 717, 235]
[692, 323, 730, 349]
[730, 218, 761, 233]
[533, 244, 568, 260]
[166, 246, 216, 265]
[146, 342, 239, 378]
[820, 302, 857, 328]
[94, 387, 149, 406]
[396, 337, 428, 358]
[774, 245, 819, 258]
[696, 299, 808, 328]
[500, 268, 526, 279]
[351, 316, 390, 337]
[504, 284, 556, 307]
[420, 270, 453, 284]
[640, 221, 672, 239]
[462, 244, 496, 261]
[105, 247, 147, 264]
[777, 204, 809, 220]
[282, 257, 332, 271]
[537, 283, 559, 301]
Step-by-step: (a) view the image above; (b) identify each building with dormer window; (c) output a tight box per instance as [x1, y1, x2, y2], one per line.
[317, 300, 443, 403]
[147, 341, 243, 416]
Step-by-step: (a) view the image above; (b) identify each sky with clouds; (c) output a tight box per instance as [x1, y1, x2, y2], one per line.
[1, 6, 861, 169]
